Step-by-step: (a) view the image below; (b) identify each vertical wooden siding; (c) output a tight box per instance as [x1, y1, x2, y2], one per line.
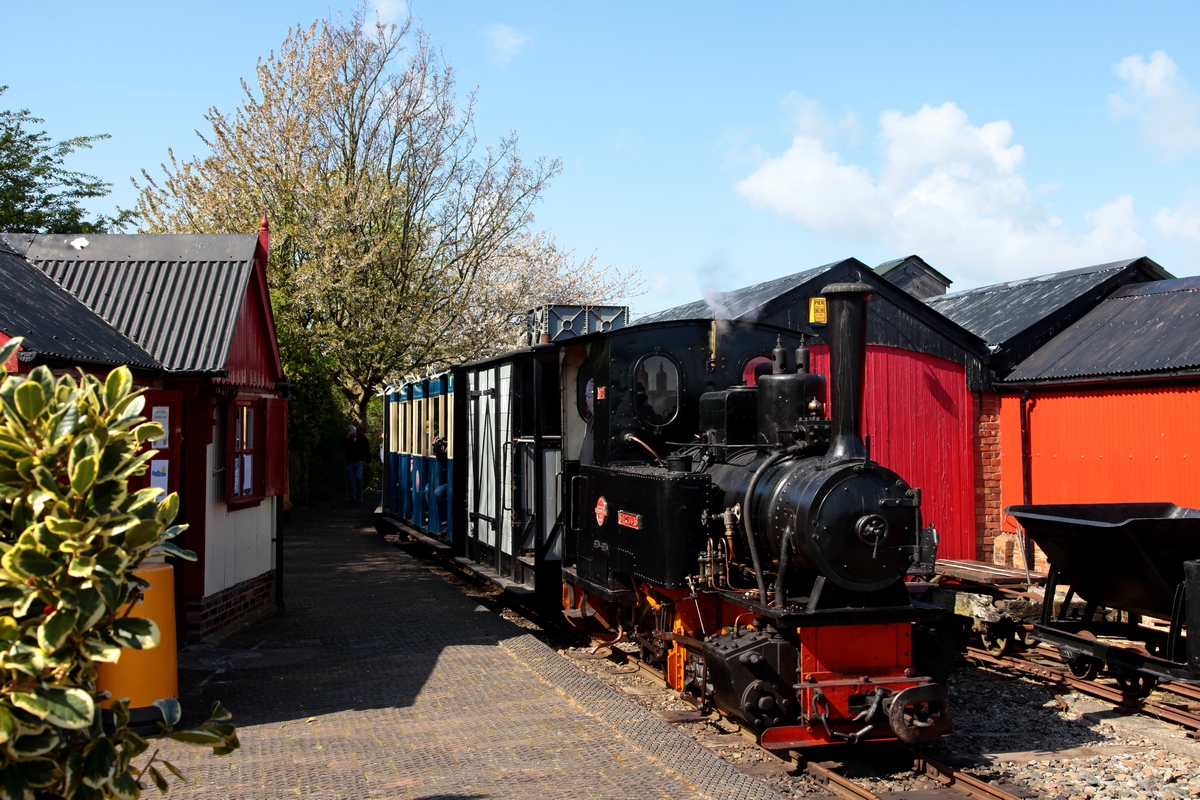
[999, 385, 1200, 530]
[809, 345, 975, 559]
[222, 279, 282, 390]
[203, 437, 275, 596]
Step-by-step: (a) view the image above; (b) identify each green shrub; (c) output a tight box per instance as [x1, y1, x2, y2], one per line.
[0, 339, 238, 799]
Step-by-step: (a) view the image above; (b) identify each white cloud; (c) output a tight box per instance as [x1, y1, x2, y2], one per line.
[1154, 192, 1200, 243]
[781, 92, 862, 142]
[1110, 51, 1200, 160]
[736, 101, 1145, 285]
[370, 0, 407, 25]
[487, 23, 529, 65]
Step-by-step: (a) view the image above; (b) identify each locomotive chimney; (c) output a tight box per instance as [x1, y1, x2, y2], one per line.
[821, 280, 873, 462]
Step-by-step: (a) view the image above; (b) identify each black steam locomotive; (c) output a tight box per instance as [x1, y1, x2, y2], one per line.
[380, 281, 949, 747]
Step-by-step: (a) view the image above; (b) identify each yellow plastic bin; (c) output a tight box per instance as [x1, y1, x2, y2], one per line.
[96, 562, 178, 725]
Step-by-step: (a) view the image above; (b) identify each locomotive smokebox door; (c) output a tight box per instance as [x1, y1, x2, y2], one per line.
[575, 464, 711, 590]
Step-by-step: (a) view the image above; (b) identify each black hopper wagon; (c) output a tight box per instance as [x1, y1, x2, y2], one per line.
[1007, 503, 1200, 697]
[380, 283, 950, 747]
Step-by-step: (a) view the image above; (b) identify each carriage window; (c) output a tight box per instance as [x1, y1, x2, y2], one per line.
[633, 354, 680, 426]
[742, 356, 773, 386]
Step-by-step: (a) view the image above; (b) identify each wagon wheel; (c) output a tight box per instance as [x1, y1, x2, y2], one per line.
[979, 621, 1013, 656]
[1066, 656, 1102, 681]
[1114, 673, 1157, 700]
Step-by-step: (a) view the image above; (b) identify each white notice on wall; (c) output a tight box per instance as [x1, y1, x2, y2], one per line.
[151, 406, 170, 449]
[242, 455, 253, 492]
[150, 459, 169, 491]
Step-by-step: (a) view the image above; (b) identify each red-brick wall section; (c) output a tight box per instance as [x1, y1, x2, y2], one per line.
[185, 570, 276, 642]
[973, 391, 1002, 563]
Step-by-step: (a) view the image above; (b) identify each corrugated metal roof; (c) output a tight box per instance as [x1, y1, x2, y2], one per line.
[875, 254, 952, 286]
[925, 258, 1170, 347]
[636, 263, 832, 323]
[1005, 276, 1200, 381]
[0, 239, 160, 369]
[2, 233, 258, 373]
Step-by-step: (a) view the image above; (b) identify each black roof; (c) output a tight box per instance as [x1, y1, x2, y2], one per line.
[875, 255, 952, 287]
[1005, 276, 1200, 383]
[925, 257, 1172, 375]
[634, 257, 990, 387]
[0, 239, 160, 369]
[637, 263, 831, 325]
[2, 233, 259, 373]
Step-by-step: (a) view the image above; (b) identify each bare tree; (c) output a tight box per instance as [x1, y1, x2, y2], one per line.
[135, 8, 636, 423]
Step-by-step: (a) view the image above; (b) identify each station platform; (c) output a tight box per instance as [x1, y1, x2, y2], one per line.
[158, 498, 786, 800]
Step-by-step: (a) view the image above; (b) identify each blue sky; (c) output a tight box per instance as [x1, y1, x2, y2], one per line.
[3, 1, 1199, 314]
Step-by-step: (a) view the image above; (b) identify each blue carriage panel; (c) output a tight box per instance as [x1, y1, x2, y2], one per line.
[383, 389, 398, 514]
[445, 373, 456, 543]
[428, 374, 451, 538]
[397, 383, 414, 522]
[411, 380, 429, 529]
[388, 387, 404, 517]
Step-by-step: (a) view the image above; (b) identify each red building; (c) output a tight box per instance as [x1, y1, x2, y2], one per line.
[1, 222, 289, 640]
[991, 276, 1200, 571]
[925, 258, 1173, 565]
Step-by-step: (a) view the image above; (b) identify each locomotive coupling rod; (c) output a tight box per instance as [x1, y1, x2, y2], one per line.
[655, 630, 705, 651]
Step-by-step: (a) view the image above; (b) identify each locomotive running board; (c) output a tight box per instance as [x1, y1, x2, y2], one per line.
[756, 601, 944, 628]
[561, 566, 636, 604]
[454, 557, 536, 597]
[375, 514, 451, 553]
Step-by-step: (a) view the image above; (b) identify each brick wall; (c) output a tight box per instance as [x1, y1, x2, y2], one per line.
[186, 569, 275, 642]
[973, 391, 1002, 563]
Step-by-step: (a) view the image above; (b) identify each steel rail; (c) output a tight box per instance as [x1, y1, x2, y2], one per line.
[798, 746, 1029, 800]
[1163, 680, 1200, 703]
[899, 745, 1029, 800]
[964, 646, 1200, 733]
[801, 759, 881, 800]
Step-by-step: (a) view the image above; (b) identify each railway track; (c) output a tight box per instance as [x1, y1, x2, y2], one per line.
[964, 645, 1200, 736]
[575, 642, 1034, 800]
[800, 745, 1033, 800]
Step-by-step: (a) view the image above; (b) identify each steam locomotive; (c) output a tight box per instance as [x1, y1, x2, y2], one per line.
[379, 280, 950, 747]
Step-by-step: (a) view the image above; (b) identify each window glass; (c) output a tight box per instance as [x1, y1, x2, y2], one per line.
[633, 354, 680, 426]
[576, 360, 594, 422]
[231, 402, 258, 499]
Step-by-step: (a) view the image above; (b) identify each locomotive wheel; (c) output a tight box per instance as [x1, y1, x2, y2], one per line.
[979, 621, 1013, 656]
[1067, 656, 1102, 681]
[1114, 673, 1157, 700]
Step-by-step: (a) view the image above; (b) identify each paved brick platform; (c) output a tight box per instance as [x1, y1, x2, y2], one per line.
[157, 499, 787, 800]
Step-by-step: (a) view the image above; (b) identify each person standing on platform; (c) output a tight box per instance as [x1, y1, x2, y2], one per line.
[344, 424, 370, 503]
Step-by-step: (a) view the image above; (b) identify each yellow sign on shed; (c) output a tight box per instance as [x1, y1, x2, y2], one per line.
[809, 297, 828, 325]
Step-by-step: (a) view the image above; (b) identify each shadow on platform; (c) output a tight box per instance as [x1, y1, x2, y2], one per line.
[176, 494, 517, 728]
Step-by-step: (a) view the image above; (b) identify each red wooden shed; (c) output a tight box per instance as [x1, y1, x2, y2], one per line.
[925, 258, 1173, 565]
[2, 221, 289, 641]
[993, 276, 1200, 571]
